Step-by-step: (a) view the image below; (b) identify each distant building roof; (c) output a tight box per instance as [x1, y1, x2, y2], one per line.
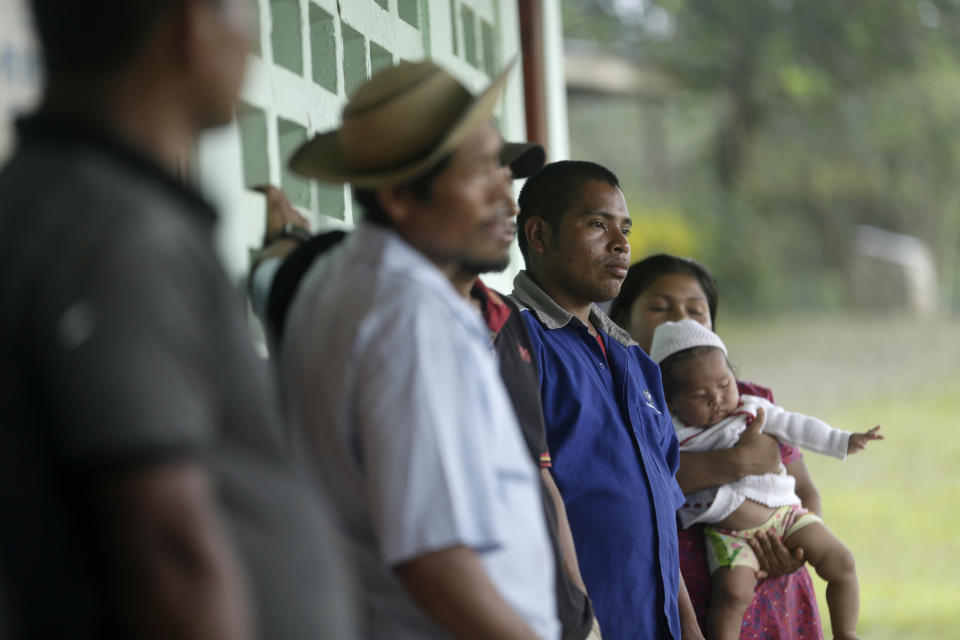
[564, 45, 674, 97]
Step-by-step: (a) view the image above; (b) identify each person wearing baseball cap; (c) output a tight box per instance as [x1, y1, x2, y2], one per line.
[251, 131, 597, 639]
[247, 141, 546, 340]
[280, 60, 560, 639]
[250, 132, 596, 639]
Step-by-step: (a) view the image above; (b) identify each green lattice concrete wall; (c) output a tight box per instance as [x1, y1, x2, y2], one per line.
[197, 0, 529, 292]
[1, 0, 569, 294]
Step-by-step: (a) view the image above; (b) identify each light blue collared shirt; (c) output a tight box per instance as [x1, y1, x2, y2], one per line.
[282, 223, 559, 640]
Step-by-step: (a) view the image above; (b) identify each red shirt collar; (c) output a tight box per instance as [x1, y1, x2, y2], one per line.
[470, 278, 512, 334]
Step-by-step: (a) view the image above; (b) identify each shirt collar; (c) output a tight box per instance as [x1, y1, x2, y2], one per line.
[471, 278, 512, 335]
[354, 222, 488, 337]
[511, 270, 638, 347]
[15, 113, 217, 226]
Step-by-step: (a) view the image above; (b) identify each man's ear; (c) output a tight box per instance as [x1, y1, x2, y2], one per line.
[525, 216, 551, 255]
[376, 186, 417, 225]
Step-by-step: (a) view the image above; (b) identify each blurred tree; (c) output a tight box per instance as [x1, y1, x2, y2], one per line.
[566, 0, 960, 192]
[564, 0, 960, 311]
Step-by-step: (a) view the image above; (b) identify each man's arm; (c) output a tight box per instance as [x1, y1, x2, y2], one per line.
[248, 185, 310, 273]
[675, 408, 781, 493]
[97, 462, 253, 640]
[395, 546, 540, 640]
[677, 570, 705, 640]
[247, 185, 311, 324]
[541, 468, 588, 594]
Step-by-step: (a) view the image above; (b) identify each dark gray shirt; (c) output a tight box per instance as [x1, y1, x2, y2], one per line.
[0, 116, 354, 639]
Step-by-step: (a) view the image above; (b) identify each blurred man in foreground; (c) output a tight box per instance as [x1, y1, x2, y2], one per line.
[0, 1, 353, 637]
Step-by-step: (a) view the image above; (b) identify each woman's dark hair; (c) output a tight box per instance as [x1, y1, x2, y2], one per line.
[609, 253, 719, 329]
[352, 152, 453, 226]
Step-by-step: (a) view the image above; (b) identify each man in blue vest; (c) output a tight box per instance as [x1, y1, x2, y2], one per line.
[511, 160, 704, 640]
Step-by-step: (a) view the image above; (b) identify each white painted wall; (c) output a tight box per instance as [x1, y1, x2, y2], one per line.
[541, 0, 569, 162]
[0, 0, 41, 162]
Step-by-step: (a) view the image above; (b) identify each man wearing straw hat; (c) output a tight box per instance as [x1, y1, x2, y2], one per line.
[281, 61, 560, 639]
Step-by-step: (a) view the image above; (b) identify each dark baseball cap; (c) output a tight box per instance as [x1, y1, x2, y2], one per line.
[499, 141, 546, 179]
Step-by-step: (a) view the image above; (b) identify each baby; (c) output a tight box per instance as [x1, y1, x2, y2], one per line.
[650, 319, 882, 640]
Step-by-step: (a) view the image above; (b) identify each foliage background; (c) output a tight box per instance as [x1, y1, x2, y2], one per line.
[562, 3, 960, 636]
[563, 0, 960, 314]
[721, 314, 960, 638]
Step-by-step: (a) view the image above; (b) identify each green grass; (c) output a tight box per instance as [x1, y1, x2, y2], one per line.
[807, 377, 960, 639]
[719, 314, 960, 639]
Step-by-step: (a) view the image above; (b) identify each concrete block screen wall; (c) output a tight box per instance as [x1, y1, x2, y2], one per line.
[0, 0, 41, 161]
[197, 0, 529, 291]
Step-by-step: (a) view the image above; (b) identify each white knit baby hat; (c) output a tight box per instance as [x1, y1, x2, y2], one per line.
[649, 319, 728, 364]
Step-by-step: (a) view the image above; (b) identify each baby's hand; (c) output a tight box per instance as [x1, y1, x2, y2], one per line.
[847, 425, 883, 454]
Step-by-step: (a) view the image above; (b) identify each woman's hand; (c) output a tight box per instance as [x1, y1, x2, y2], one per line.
[731, 408, 781, 478]
[750, 529, 805, 580]
[677, 408, 781, 493]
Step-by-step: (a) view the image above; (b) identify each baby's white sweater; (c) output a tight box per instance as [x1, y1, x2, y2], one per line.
[675, 395, 850, 529]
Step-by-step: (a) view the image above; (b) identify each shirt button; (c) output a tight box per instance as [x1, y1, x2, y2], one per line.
[598, 361, 605, 369]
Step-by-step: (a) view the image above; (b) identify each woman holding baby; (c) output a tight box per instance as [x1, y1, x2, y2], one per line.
[610, 254, 827, 639]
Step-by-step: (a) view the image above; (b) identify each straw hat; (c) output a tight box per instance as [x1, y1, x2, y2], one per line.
[291, 59, 514, 188]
